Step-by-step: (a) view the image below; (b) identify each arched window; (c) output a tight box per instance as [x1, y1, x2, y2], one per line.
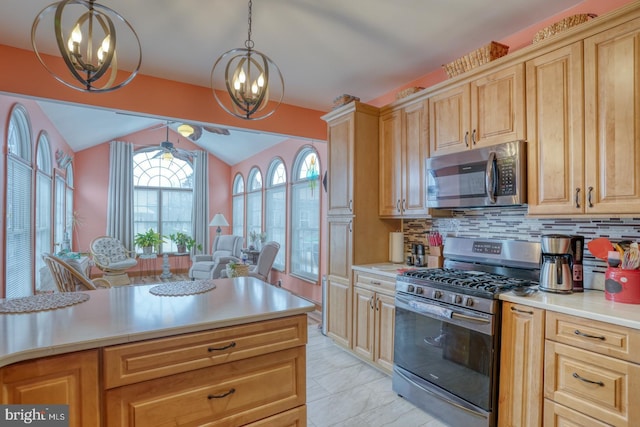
[133, 149, 194, 253]
[265, 158, 286, 271]
[246, 167, 263, 244]
[35, 132, 53, 292]
[232, 174, 245, 238]
[290, 147, 320, 282]
[5, 104, 33, 297]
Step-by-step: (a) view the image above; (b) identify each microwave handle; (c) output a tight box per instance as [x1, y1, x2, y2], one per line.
[485, 151, 497, 204]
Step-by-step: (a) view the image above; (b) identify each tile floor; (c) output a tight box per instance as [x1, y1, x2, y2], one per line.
[306, 320, 450, 427]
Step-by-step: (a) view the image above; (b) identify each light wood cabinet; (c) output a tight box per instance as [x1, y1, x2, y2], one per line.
[322, 102, 398, 349]
[103, 314, 308, 427]
[544, 311, 640, 426]
[498, 302, 545, 427]
[583, 18, 640, 214]
[429, 64, 525, 157]
[526, 42, 585, 215]
[379, 98, 429, 217]
[0, 350, 100, 427]
[352, 271, 395, 374]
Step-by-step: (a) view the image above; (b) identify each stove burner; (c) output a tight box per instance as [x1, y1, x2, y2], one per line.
[401, 268, 534, 296]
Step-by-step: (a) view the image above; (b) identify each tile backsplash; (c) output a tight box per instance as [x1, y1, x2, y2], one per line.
[402, 207, 640, 290]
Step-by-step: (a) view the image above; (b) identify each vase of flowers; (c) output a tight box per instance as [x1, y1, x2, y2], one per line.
[249, 230, 267, 250]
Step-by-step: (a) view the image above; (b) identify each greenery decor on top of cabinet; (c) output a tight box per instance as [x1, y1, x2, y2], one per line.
[379, 98, 430, 217]
[429, 63, 525, 157]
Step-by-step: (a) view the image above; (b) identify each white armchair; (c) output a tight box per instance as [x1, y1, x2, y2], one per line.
[189, 235, 243, 280]
[90, 236, 138, 286]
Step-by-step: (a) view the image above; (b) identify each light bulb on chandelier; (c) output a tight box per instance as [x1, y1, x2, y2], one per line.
[211, 0, 284, 120]
[31, 0, 141, 93]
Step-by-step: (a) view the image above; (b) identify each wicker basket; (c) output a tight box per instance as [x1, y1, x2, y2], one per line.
[332, 94, 360, 109]
[396, 87, 424, 100]
[226, 263, 249, 278]
[533, 13, 597, 44]
[443, 41, 509, 78]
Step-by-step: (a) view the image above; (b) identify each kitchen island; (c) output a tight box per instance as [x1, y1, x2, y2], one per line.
[0, 277, 315, 426]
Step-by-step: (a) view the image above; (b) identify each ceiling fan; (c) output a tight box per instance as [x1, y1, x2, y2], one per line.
[177, 123, 230, 141]
[153, 123, 193, 160]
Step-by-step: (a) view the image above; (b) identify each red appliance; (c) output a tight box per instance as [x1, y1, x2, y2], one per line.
[605, 268, 640, 304]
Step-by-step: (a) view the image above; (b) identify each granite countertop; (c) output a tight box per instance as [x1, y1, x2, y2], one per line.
[352, 263, 410, 279]
[500, 289, 640, 330]
[0, 277, 315, 368]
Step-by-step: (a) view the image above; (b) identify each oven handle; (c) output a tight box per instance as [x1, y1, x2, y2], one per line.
[485, 151, 497, 204]
[398, 295, 492, 332]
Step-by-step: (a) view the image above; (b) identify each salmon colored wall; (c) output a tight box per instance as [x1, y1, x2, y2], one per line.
[230, 139, 327, 304]
[0, 45, 327, 142]
[367, 0, 636, 107]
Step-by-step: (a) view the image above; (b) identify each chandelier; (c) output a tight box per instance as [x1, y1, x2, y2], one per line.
[31, 0, 141, 93]
[211, 0, 284, 120]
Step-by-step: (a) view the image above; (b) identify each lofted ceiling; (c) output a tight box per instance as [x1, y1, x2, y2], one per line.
[0, 0, 584, 164]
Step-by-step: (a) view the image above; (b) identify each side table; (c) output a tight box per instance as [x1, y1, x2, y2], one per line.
[241, 249, 260, 265]
[139, 254, 157, 277]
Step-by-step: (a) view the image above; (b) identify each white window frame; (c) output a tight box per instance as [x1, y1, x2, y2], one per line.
[265, 158, 287, 271]
[35, 132, 53, 292]
[289, 147, 320, 282]
[246, 167, 263, 245]
[232, 174, 245, 239]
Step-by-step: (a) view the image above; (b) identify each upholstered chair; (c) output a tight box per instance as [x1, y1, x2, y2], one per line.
[189, 235, 243, 280]
[42, 253, 112, 292]
[220, 241, 280, 283]
[90, 236, 138, 286]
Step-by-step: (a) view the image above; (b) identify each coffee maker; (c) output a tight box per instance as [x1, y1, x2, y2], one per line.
[539, 234, 573, 294]
[412, 244, 425, 267]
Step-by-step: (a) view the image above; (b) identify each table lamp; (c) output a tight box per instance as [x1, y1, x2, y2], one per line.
[209, 213, 229, 237]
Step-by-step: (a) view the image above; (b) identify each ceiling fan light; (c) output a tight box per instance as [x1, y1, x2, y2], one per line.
[177, 124, 195, 138]
[31, 0, 141, 93]
[162, 151, 174, 161]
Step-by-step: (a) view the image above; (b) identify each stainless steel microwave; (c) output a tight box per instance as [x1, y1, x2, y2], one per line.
[426, 140, 527, 208]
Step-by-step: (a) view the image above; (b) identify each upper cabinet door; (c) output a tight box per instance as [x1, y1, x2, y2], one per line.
[526, 42, 585, 215]
[584, 18, 640, 215]
[326, 112, 355, 216]
[429, 84, 471, 156]
[379, 110, 403, 216]
[402, 99, 429, 217]
[471, 63, 526, 149]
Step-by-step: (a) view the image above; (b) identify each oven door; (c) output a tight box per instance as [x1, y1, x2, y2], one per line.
[393, 293, 497, 411]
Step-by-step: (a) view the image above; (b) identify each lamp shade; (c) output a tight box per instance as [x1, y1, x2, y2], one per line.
[209, 213, 229, 227]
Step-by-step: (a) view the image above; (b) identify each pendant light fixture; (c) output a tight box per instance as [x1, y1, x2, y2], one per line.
[211, 0, 284, 120]
[31, 0, 141, 93]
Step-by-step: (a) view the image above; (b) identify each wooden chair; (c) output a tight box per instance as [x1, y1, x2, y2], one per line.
[90, 236, 138, 286]
[42, 253, 112, 292]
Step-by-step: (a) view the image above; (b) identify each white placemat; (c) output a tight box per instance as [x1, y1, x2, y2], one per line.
[149, 280, 217, 296]
[0, 292, 90, 314]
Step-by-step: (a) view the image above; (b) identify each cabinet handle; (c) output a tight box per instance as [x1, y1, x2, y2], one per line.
[396, 199, 401, 213]
[376, 297, 380, 311]
[572, 372, 604, 387]
[472, 129, 477, 145]
[510, 307, 534, 315]
[402, 199, 406, 212]
[349, 220, 352, 233]
[574, 188, 581, 208]
[369, 296, 374, 309]
[208, 388, 236, 399]
[574, 330, 605, 341]
[587, 187, 593, 208]
[349, 199, 353, 212]
[464, 131, 469, 147]
[208, 342, 237, 352]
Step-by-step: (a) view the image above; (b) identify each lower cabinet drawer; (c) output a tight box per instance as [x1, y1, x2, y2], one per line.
[543, 399, 610, 427]
[544, 341, 640, 426]
[244, 405, 307, 427]
[104, 347, 306, 427]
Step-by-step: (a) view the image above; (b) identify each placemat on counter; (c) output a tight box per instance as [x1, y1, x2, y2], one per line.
[0, 292, 90, 314]
[149, 280, 216, 296]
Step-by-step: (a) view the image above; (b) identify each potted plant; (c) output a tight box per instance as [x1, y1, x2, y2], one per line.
[134, 228, 165, 254]
[168, 232, 202, 253]
[249, 230, 267, 250]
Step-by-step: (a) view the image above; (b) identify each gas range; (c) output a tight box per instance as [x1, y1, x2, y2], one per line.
[395, 237, 541, 314]
[397, 269, 536, 314]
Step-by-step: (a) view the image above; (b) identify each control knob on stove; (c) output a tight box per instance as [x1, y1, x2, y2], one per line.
[433, 290, 443, 299]
[415, 287, 424, 295]
[453, 294, 463, 304]
[407, 285, 415, 293]
[465, 297, 474, 307]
